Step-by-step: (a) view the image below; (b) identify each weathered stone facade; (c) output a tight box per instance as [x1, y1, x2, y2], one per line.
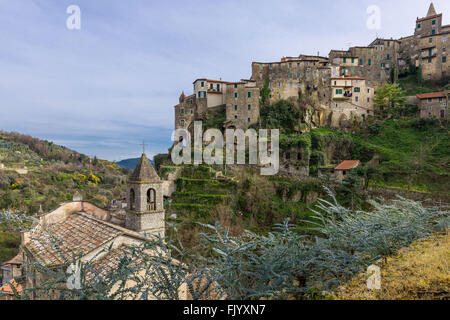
[418, 32, 450, 81]
[417, 91, 449, 119]
[126, 153, 165, 237]
[172, 3, 448, 133]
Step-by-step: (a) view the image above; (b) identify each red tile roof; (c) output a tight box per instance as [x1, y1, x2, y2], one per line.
[331, 77, 365, 80]
[0, 280, 23, 295]
[335, 160, 361, 171]
[416, 92, 446, 99]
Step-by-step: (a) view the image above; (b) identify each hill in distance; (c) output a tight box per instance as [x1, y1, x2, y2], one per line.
[116, 157, 155, 170]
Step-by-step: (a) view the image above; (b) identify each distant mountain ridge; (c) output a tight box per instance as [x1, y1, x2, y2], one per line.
[116, 157, 155, 170]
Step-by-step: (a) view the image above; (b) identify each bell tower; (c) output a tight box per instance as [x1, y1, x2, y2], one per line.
[126, 153, 165, 237]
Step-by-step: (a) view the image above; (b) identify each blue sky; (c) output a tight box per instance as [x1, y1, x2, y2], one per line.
[0, 0, 448, 161]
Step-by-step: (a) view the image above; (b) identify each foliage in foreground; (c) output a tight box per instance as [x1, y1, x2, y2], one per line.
[0, 191, 448, 300]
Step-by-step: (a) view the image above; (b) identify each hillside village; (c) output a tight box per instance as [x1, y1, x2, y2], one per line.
[0, 3, 449, 301]
[175, 3, 449, 131]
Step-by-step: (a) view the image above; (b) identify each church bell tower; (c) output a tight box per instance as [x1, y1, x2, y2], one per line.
[126, 153, 165, 237]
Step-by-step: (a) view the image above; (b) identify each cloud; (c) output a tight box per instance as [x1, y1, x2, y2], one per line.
[0, 0, 449, 160]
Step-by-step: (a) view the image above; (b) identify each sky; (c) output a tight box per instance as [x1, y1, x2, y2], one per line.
[0, 0, 448, 161]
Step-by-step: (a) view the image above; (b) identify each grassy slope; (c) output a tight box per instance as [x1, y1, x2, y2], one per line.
[311, 118, 450, 195]
[338, 231, 450, 300]
[0, 131, 129, 263]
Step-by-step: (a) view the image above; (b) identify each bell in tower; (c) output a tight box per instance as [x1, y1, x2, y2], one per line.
[126, 153, 165, 237]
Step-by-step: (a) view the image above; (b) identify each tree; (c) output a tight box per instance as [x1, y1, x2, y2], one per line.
[259, 79, 270, 108]
[374, 83, 407, 118]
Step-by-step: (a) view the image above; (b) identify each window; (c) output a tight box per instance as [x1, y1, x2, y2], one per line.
[190, 99, 193, 104]
[429, 38, 433, 43]
[269, 64, 273, 69]
[380, 45, 384, 51]
[234, 115, 238, 120]
[387, 41, 390, 47]
[351, 58, 355, 63]
[428, 98, 432, 102]
[248, 118, 251, 123]
[234, 105, 238, 111]
[234, 92, 238, 98]
[359, 58, 363, 65]
[217, 84, 220, 91]
[428, 58, 432, 63]
[367, 98, 370, 103]
[375, 46, 378, 51]
[234, 84, 238, 88]
[439, 97, 443, 102]
[335, 89, 343, 95]
[368, 49, 372, 54]
[289, 73, 293, 78]
[278, 82, 281, 88]
[248, 91, 251, 98]
[432, 29, 436, 35]
[180, 119, 185, 126]
[432, 20, 436, 25]
[387, 54, 390, 60]
[443, 56, 447, 63]
[417, 23, 421, 29]
[381, 63, 385, 68]
[380, 54, 383, 60]
[355, 96, 359, 102]
[354, 87, 360, 92]
[248, 105, 251, 110]
[343, 57, 347, 63]
[210, 83, 213, 90]
[201, 81, 205, 87]
[180, 108, 184, 114]
[351, 67, 355, 74]
[190, 109, 193, 114]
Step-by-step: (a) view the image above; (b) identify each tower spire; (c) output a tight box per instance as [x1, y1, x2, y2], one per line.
[427, 2, 437, 17]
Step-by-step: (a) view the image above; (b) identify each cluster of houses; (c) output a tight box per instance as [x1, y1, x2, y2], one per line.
[175, 3, 449, 134]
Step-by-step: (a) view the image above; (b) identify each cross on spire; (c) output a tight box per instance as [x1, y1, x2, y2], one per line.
[140, 140, 148, 154]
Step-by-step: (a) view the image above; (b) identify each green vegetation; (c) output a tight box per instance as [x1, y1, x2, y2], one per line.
[0, 131, 129, 263]
[398, 65, 450, 96]
[2, 193, 447, 300]
[374, 83, 407, 117]
[309, 118, 450, 196]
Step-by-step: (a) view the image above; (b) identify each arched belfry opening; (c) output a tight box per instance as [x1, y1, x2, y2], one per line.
[147, 188, 156, 211]
[130, 188, 135, 210]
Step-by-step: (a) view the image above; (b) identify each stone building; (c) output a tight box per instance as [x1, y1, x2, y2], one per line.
[328, 3, 449, 86]
[0, 155, 188, 300]
[251, 55, 331, 106]
[416, 91, 449, 119]
[418, 31, 450, 81]
[126, 153, 165, 237]
[172, 3, 448, 134]
[174, 78, 261, 131]
[330, 76, 375, 127]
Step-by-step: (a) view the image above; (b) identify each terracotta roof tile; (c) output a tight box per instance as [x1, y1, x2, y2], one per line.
[335, 160, 361, 171]
[26, 213, 123, 266]
[0, 280, 23, 294]
[416, 92, 446, 99]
